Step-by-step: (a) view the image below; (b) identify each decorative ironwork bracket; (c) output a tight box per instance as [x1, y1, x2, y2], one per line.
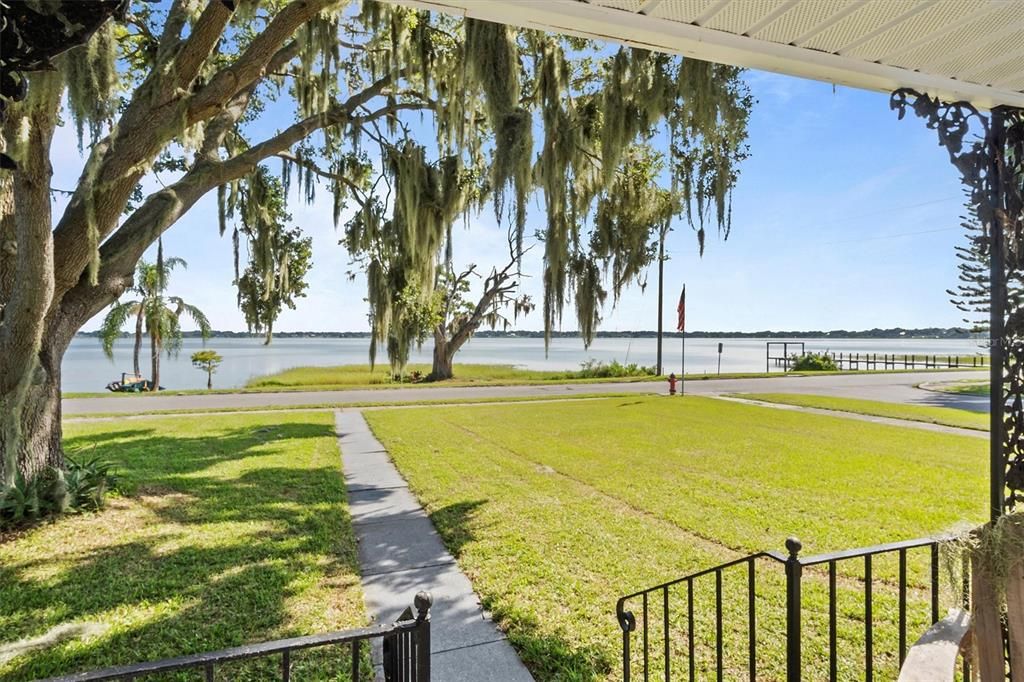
[891, 89, 1024, 518]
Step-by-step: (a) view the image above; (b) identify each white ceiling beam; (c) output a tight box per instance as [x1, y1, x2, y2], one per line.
[924, 17, 1024, 75]
[386, 0, 1024, 109]
[876, 2, 1000, 63]
[790, 2, 862, 48]
[637, 0, 664, 16]
[832, 2, 935, 56]
[693, 0, 733, 27]
[741, 0, 800, 40]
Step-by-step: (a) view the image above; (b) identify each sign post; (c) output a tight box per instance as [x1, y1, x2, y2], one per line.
[718, 342, 723, 376]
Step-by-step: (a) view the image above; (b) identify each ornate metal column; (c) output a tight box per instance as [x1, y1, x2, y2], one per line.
[891, 92, 1024, 519]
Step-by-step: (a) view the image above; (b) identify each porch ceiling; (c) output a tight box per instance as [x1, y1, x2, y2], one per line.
[389, 0, 1024, 109]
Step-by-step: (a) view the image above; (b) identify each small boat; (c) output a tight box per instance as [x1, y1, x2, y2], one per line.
[105, 372, 163, 392]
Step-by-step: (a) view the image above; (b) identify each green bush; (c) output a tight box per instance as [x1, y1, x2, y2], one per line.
[789, 352, 839, 371]
[574, 359, 656, 379]
[0, 457, 115, 529]
[65, 455, 116, 510]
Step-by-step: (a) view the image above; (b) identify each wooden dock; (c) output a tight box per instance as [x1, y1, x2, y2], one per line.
[766, 347, 987, 373]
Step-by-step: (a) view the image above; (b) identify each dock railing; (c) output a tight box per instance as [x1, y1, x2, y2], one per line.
[766, 348, 987, 372]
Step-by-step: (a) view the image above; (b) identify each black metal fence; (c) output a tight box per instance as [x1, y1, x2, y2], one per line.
[616, 537, 968, 681]
[42, 592, 432, 682]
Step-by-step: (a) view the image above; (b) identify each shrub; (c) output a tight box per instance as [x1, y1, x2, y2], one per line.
[789, 352, 838, 372]
[574, 359, 657, 379]
[65, 456, 116, 511]
[391, 370, 424, 383]
[0, 457, 116, 529]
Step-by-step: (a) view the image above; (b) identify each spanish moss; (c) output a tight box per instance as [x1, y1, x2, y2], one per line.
[464, 18, 532, 254]
[60, 20, 117, 150]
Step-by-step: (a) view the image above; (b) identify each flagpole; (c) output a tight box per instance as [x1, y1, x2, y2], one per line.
[680, 284, 686, 396]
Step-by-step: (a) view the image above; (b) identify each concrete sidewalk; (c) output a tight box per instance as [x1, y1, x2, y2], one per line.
[336, 410, 534, 682]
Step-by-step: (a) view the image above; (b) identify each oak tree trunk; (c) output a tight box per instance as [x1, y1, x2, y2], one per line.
[430, 327, 460, 380]
[0, 332, 68, 485]
[431, 341, 453, 380]
[0, 74, 61, 489]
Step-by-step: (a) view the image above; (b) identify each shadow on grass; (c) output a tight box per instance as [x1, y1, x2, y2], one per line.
[904, 389, 990, 413]
[1, 419, 364, 681]
[63, 421, 336, 484]
[426, 500, 486, 559]
[492, 604, 614, 681]
[423, 499, 612, 679]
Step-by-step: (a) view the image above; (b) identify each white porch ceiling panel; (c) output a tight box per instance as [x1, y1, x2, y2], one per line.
[387, 0, 1024, 109]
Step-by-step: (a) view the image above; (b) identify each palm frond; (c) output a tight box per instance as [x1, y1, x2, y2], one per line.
[175, 301, 212, 341]
[163, 312, 184, 357]
[98, 300, 141, 359]
[162, 256, 188, 272]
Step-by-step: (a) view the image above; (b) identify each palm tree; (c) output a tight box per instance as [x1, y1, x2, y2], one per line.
[99, 255, 186, 376]
[144, 292, 211, 391]
[99, 243, 209, 390]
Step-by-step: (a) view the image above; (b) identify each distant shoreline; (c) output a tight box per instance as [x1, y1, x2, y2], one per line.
[77, 327, 981, 340]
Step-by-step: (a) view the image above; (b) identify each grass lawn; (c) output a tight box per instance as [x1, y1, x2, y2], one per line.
[365, 396, 986, 681]
[732, 392, 989, 431]
[0, 412, 365, 681]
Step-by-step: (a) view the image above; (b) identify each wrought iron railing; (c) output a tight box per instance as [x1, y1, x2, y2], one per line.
[42, 591, 432, 682]
[617, 537, 969, 681]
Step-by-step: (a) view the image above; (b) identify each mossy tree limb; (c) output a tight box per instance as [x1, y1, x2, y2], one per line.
[1, 2, 752, 493]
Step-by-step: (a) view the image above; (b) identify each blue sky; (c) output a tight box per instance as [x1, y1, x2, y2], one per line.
[63, 65, 969, 334]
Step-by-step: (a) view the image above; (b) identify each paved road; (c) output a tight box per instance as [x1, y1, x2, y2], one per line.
[62, 370, 988, 415]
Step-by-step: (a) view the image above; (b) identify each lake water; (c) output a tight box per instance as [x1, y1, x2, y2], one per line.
[62, 335, 989, 393]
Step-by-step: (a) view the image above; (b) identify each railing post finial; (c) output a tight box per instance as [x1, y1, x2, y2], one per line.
[414, 591, 433, 622]
[785, 537, 802, 558]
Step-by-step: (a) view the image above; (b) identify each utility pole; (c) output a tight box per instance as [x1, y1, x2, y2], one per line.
[656, 232, 665, 376]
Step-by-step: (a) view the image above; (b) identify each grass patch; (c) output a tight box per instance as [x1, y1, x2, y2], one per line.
[365, 396, 986, 680]
[733, 393, 989, 431]
[925, 380, 990, 397]
[0, 412, 365, 681]
[245, 363, 659, 389]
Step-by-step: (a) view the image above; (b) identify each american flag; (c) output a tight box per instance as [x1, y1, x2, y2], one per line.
[676, 285, 686, 332]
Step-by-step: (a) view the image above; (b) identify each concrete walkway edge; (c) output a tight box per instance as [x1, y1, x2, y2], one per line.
[336, 410, 535, 682]
[716, 395, 987, 439]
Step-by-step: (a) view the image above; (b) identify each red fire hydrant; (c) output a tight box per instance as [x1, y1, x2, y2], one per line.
[668, 373, 677, 395]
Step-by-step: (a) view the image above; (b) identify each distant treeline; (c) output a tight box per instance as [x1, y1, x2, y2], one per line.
[78, 327, 981, 340]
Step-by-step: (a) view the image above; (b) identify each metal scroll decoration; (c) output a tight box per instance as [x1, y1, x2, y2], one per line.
[891, 88, 1024, 513]
[1001, 107, 1024, 509]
